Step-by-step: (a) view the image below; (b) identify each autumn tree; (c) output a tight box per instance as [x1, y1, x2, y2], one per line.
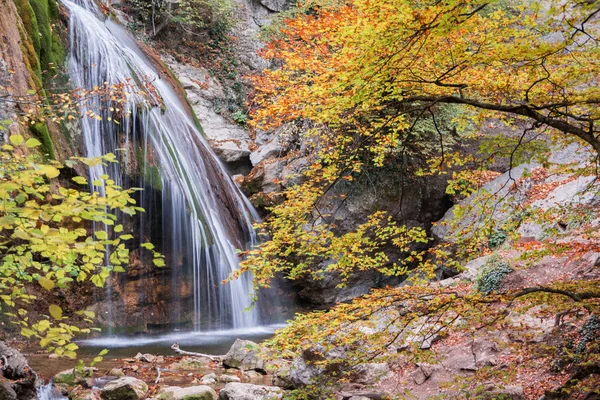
[0, 66, 164, 357]
[240, 0, 600, 397]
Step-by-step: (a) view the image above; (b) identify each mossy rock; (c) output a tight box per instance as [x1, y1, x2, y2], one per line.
[53, 369, 76, 385]
[53, 367, 95, 386]
[13, 0, 43, 87]
[30, 121, 56, 159]
[13, 0, 67, 160]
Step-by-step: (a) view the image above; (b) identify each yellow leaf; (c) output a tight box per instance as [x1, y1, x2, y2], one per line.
[41, 165, 60, 179]
[38, 277, 55, 291]
[49, 304, 63, 320]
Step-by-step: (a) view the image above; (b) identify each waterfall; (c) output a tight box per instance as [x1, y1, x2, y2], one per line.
[62, 0, 260, 330]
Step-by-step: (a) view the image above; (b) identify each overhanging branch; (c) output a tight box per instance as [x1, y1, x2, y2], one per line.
[400, 95, 600, 155]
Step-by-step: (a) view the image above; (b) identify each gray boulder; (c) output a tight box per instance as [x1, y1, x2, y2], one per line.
[219, 374, 242, 383]
[100, 376, 148, 400]
[250, 138, 284, 166]
[0, 341, 39, 400]
[169, 357, 211, 370]
[352, 363, 390, 385]
[265, 359, 293, 389]
[258, 0, 293, 12]
[107, 368, 125, 377]
[154, 385, 217, 400]
[201, 373, 217, 385]
[481, 385, 525, 400]
[223, 339, 265, 371]
[290, 346, 346, 387]
[218, 383, 283, 400]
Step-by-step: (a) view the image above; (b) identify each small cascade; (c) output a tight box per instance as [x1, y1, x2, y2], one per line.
[62, 0, 261, 330]
[37, 383, 67, 400]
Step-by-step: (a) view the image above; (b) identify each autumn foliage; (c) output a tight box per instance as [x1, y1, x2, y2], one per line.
[241, 0, 600, 398]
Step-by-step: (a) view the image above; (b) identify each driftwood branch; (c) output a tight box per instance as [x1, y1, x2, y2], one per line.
[170, 343, 224, 361]
[154, 366, 161, 384]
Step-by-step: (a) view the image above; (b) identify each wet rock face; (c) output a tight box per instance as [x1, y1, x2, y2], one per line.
[432, 143, 598, 244]
[165, 55, 253, 171]
[257, 0, 293, 12]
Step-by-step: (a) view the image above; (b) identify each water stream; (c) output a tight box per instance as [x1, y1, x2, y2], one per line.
[63, 0, 261, 331]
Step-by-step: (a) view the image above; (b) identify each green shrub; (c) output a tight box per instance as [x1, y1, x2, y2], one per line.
[474, 255, 513, 295]
[576, 314, 600, 354]
[231, 109, 248, 125]
[487, 229, 508, 249]
[128, 0, 237, 42]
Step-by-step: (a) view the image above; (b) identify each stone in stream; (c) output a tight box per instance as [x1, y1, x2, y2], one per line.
[70, 387, 101, 400]
[100, 376, 148, 400]
[219, 374, 242, 383]
[170, 357, 211, 370]
[153, 385, 217, 400]
[223, 339, 265, 371]
[218, 383, 283, 400]
[53, 367, 96, 386]
[243, 371, 263, 380]
[140, 353, 156, 363]
[107, 368, 125, 377]
[201, 373, 217, 385]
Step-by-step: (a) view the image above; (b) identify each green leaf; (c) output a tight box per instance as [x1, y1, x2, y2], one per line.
[95, 231, 108, 240]
[25, 138, 42, 148]
[9, 135, 24, 146]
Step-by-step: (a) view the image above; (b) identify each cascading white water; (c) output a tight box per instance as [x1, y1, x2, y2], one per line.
[62, 0, 260, 330]
[38, 383, 67, 400]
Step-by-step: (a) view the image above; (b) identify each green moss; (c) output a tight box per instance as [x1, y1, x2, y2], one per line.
[13, 0, 43, 87]
[53, 370, 76, 385]
[30, 121, 56, 159]
[13, 0, 66, 80]
[181, 395, 214, 400]
[28, 0, 65, 81]
[144, 164, 163, 192]
[14, 0, 67, 159]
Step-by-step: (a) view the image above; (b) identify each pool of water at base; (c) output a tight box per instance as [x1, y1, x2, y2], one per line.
[28, 324, 284, 382]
